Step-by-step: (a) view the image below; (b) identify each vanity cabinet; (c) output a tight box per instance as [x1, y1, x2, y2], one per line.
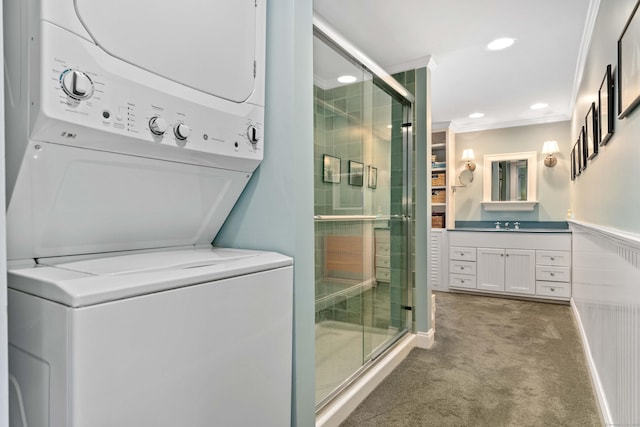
[448, 231, 571, 301]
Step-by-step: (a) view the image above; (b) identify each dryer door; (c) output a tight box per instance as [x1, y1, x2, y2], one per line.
[74, 0, 257, 103]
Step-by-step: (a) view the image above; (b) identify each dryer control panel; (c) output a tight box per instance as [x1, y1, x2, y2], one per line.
[32, 23, 264, 172]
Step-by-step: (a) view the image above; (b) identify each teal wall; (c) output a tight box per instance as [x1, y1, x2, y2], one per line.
[570, 0, 640, 233]
[214, 0, 315, 425]
[454, 120, 572, 222]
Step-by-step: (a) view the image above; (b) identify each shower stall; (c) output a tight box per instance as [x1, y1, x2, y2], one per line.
[313, 25, 414, 408]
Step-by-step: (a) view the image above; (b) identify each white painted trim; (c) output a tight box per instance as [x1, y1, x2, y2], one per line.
[569, 219, 640, 249]
[570, 298, 612, 426]
[451, 114, 571, 134]
[384, 55, 437, 75]
[416, 329, 435, 349]
[568, 0, 602, 118]
[315, 333, 416, 427]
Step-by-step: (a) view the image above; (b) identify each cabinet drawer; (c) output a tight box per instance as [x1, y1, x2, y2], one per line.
[450, 247, 476, 262]
[376, 245, 390, 256]
[536, 265, 570, 282]
[376, 267, 390, 282]
[449, 260, 476, 275]
[536, 250, 570, 266]
[450, 273, 476, 289]
[376, 255, 390, 268]
[536, 281, 570, 298]
[375, 231, 390, 243]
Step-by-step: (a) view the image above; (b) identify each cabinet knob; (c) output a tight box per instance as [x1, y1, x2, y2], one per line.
[550, 257, 555, 261]
[460, 267, 464, 270]
[550, 288, 555, 292]
[550, 272, 555, 276]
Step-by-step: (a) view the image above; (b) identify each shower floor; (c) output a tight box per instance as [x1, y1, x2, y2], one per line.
[315, 320, 397, 404]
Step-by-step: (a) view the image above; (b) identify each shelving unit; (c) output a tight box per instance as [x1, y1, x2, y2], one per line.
[430, 128, 455, 229]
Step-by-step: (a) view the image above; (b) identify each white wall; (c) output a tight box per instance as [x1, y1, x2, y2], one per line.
[213, 0, 315, 425]
[454, 121, 571, 223]
[571, 0, 640, 233]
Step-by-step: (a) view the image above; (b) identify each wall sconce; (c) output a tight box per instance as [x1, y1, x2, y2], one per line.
[461, 149, 476, 171]
[542, 140, 559, 167]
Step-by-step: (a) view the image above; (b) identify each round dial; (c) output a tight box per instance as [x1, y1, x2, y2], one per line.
[149, 117, 168, 135]
[247, 125, 260, 144]
[174, 123, 191, 140]
[60, 69, 94, 100]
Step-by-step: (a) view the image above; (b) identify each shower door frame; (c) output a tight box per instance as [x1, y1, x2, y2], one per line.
[313, 21, 415, 411]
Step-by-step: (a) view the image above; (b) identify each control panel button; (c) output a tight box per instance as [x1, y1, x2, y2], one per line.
[149, 116, 168, 135]
[247, 125, 259, 145]
[60, 69, 94, 100]
[174, 123, 191, 140]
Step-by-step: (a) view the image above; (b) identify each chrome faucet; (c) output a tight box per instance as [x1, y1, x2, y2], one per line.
[494, 221, 501, 229]
[504, 222, 510, 230]
[514, 222, 521, 230]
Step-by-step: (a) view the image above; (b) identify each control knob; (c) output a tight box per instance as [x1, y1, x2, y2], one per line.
[174, 123, 191, 140]
[247, 125, 260, 145]
[149, 116, 168, 136]
[60, 69, 94, 100]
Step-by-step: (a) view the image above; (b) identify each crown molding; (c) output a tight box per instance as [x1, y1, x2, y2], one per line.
[451, 114, 571, 134]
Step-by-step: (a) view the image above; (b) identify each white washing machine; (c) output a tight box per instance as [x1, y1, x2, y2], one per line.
[4, 1, 293, 426]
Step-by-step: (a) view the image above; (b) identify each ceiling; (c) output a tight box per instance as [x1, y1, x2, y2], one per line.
[313, 0, 598, 132]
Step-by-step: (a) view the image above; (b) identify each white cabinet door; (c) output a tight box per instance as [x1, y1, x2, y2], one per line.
[477, 248, 505, 291]
[505, 249, 535, 294]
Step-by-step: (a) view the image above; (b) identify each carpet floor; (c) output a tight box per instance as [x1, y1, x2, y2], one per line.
[340, 292, 602, 426]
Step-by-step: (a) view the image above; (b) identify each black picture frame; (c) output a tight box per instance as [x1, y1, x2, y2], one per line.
[571, 144, 577, 180]
[575, 138, 582, 175]
[348, 160, 364, 186]
[322, 154, 341, 184]
[367, 165, 377, 189]
[618, 0, 640, 118]
[598, 64, 615, 145]
[577, 129, 586, 173]
[585, 102, 598, 160]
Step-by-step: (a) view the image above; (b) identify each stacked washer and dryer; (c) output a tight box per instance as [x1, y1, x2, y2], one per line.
[4, 1, 293, 426]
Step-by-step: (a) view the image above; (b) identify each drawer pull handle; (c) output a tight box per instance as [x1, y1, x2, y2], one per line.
[460, 253, 464, 256]
[550, 273, 555, 276]
[460, 267, 464, 270]
[550, 288, 555, 292]
[461, 280, 465, 283]
[550, 257, 555, 261]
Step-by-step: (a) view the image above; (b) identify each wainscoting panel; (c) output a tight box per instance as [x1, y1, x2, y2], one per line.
[570, 221, 640, 426]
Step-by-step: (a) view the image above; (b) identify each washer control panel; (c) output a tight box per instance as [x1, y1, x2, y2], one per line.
[36, 24, 264, 170]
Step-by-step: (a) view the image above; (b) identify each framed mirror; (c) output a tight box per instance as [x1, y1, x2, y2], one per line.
[482, 151, 538, 211]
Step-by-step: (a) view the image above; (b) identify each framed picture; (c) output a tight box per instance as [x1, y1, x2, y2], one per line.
[580, 126, 588, 171]
[348, 160, 364, 186]
[576, 132, 584, 174]
[322, 154, 341, 183]
[598, 64, 615, 145]
[367, 165, 377, 189]
[585, 102, 598, 160]
[571, 145, 576, 180]
[618, 0, 640, 118]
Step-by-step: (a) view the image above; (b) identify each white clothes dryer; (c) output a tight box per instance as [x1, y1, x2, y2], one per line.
[4, 1, 293, 426]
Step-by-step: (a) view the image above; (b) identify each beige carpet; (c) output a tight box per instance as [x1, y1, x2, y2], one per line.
[340, 292, 602, 426]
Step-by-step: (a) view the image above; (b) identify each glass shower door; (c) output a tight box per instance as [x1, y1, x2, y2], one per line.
[313, 31, 412, 408]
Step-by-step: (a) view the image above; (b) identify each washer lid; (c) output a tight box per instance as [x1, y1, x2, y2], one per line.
[75, 0, 257, 103]
[9, 248, 293, 308]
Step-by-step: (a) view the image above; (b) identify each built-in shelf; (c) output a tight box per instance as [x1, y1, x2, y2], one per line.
[432, 167, 446, 172]
[432, 143, 446, 149]
[481, 201, 539, 211]
[432, 203, 446, 207]
[432, 186, 446, 190]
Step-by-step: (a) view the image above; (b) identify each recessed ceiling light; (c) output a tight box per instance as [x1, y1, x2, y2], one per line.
[469, 112, 485, 119]
[530, 102, 548, 110]
[337, 75, 357, 84]
[487, 37, 516, 51]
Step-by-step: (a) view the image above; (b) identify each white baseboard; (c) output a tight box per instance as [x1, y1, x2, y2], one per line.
[315, 333, 416, 427]
[416, 329, 435, 349]
[570, 298, 612, 426]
